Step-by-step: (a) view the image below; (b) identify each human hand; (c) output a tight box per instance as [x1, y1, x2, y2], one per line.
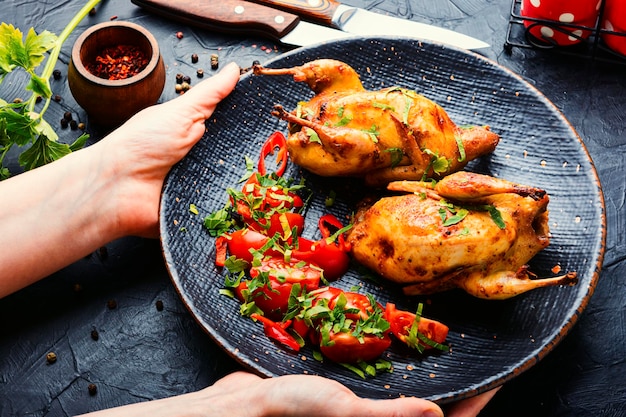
[98, 62, 240, 239]
[80, 371, 445, 417]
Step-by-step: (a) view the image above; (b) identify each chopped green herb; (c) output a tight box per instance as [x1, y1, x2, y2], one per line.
[422, 148, 451, 179]
[305, 127, 321, 144]
[203, 207, 233, 237]
[189, 203, 199, 215]
[442, 208, 468, 226]
[402, 95, 413, 125]
[474, 204, 506, 229]
[325, 189, 336, 207]
[454, 133, 466, 162]
[384, 147, 404, 168]
[362, 124, 379, 143]
[372, 102, 395, 111]
[334, 116, 352, 127]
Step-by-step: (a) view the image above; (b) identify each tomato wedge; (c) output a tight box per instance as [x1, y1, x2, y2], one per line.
[226, 229, 271, 263]
[310, 287, 392, 364]
[384, 303, 449, 350]
[320, 331, 392, 363]
[236, 258, 322, 320]
[292, 238, 349, 281]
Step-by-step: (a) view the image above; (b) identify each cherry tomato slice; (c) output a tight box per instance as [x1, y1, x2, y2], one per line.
[384, 303, 449, 349]
[265, 212, 305, 239]
[292, 237, 350, 281]
[226, 229, 270, 263]
[237, 258, 322, 320]
[336, 291, 381, 321]
[320, 331, 392, 363]
[250, 258, 321, 287]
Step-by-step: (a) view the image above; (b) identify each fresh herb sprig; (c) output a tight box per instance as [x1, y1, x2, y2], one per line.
[0, 0, 101, 180]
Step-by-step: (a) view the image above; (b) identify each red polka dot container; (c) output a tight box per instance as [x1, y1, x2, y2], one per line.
[520, 0, 602, 46]
[601, 0, 626, 56]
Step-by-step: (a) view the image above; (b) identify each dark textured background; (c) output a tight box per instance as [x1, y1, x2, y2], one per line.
[1, 0, 624, 416]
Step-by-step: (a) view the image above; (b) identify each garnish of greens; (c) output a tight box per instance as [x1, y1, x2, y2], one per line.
[0, 0, 101, 180]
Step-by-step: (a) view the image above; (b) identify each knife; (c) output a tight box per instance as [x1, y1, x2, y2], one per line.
[131, 0, 352, 47]
[248, 0, 489, 50]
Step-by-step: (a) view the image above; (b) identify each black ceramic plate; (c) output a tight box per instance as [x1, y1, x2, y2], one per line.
[159, 37, 605, 403]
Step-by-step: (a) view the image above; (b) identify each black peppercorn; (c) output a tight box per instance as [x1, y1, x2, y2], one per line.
[46, 352, 57, 364]
[88, 383, 97, 396]
[156, 300, 164, 311]
[196, 68, 204, 78]
[175, 73, 184, 84]
[53, 69, 62, 80]
[60, 118, 68, 129]
[53, 95, 61, 102]
[91, 329, 99, 341]
[107, 299, 117, 309]
[182, 74, 191, 84]
[191, 53, 199, 63]
[69, 120, 78, 130]
[63, 111, 73, 121]
[89, 7, 96, 16]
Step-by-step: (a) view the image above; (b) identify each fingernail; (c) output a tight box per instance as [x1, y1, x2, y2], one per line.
[421, 410, 444, 417]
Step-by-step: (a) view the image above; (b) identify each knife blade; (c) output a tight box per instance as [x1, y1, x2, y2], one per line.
[131, 0, 352, 47]
[248, 0, 489, 50]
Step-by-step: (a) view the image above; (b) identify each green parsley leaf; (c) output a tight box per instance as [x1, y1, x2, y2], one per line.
[305, 127, 321, 144]
[203, 208, 233, 237]
[18, 134, 71, 170]
[23, 28, 57, 71]
[442, 207, 468, 226]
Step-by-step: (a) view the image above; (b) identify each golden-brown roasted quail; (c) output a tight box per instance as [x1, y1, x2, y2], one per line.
[254, 59, 500, 187]
[347, 171, 577, 299]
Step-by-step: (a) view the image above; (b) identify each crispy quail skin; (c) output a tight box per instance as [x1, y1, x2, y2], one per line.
[347, 172, 578, 299]
[254, 59, 500, 187]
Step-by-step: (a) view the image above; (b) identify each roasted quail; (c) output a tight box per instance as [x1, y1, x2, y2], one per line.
[347, 171, 578, 299]
[254, 59, 500, 186]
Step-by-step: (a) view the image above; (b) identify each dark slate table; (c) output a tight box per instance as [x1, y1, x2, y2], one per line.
[1, 0, 624, 416]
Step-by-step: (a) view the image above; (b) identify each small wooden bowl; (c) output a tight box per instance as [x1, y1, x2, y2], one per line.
[68, 21, 166, 128]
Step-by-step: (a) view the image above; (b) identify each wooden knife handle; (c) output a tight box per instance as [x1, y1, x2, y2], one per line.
[131, 0, 301, 41]
[250, 0, 341, 27]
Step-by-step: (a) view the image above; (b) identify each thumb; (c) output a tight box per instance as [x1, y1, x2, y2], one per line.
[176, 61, 241, 119]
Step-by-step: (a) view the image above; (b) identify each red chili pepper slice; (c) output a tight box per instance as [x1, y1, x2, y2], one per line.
[318, 214, 350, 251]
[251, 313, 301, 351]
[258, 131, 288, 176]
